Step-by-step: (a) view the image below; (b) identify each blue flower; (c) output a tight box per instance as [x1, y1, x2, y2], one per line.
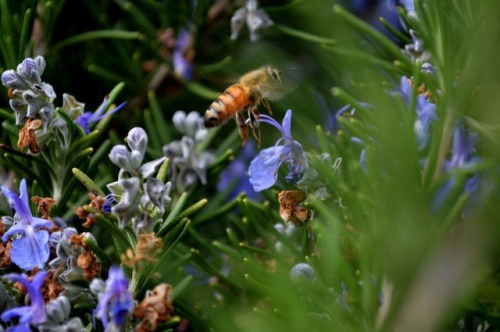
[414, 95, 436, 149]
[1, 271, 47, 330]
[75, 96, 126, 134]
[433, 124, 479, 210]
[248, 110, 307, 192]
[173, 27, 194, 80]
[1, 179, 52, 271]
[398, 76, 436, 149]
[94, 266, 132, 329]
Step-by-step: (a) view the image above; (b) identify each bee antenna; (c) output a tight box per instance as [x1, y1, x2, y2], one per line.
[279, 67, 297, 73]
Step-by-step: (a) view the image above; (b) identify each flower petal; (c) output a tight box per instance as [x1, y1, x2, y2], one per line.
[248, 146, 284, 192]
[10, 229, 50, 270]
[281, 110, 293, 139]
[1, 179, 33, 222]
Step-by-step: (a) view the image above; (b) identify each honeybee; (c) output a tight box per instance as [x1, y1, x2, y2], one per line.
[203, 66, 283, 145]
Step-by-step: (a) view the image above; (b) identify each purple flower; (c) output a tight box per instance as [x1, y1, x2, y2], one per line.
[446, 124, 477, 170]
[414, 95, 436, 149]
[433, 124, 479, 210]
[248, 110, 307, 192]
[173, 27, 194, 80]
[398, 76, 436, 149]
[75, 96, 126, 134]
[1, 179, 52, 271]
[1, 271, 47, 329]
[94, 266, 132, 329]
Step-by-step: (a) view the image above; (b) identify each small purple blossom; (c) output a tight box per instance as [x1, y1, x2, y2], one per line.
[94, 266, 132, 330]
[248, 110, 307, 192]
[75, 96, 126, 134]
[1, 179, 52, 271]
[433, 124, 479, 210]
[1, 271, 47, 330]
[398, 76, 436, 149]
[173, 27, 194, 80]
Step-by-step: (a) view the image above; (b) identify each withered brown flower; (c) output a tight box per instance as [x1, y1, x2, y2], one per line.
[134, 283, 174, 332]
[17, 118, 42, 154]
[69, 234, 102, 281]
[122, 232, 163, 268]
[278, 190, 311, 226]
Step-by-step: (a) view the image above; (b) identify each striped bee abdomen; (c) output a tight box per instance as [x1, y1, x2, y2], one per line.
[203, 84, 251, 128]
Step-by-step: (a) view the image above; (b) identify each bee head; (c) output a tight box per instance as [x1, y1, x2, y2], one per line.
[267, 67, 281, 84]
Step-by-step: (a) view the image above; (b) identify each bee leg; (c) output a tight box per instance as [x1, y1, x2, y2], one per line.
[249, 108, 262, 147]
[262, 99, 273, 115]
[235, 112, 249, 145]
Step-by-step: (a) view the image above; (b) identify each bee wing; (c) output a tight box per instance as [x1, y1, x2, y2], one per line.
[257, 81, 284, 101]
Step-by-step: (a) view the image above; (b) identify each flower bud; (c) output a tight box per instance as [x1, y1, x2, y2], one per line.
[17, 58, 41, 83]
[127, 127, 147, 156]
[46, 296, 71, 323]
[109, 145, 132, 171]
[172, 111, 187, 133]
[1, 70, 29, 90]
[39, 103, 55, 133]
[90, 278, 105, 296]
[185, 111, 202, 137]
[34, 55, 46, 76]
[129, 150, 144, 171]
[290, 263, 316, 286]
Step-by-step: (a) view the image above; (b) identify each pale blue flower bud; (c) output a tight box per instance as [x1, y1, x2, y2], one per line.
[109, 145, 132, 171]
[109, 178, 141, 228]
[1, 70, 29, 90]
[39, 103, 55, 133]
[17, 57, 41, 83]
[90, 278, 106, 296]
[145, 178, 172, 213]
[46, 296, 71, 323]
[34, 55, 46, 76]
[129, 149, 144, 171]
[127, 127, 147, 156]
[9, 99, 27, 124]
[23, 90, 43, 117]
[173, 111, 187, 133]
[290, 263, 316, 286]
[50, 117, 69, 150]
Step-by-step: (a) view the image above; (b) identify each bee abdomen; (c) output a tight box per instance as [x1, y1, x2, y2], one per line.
[203, 84, 251, 128]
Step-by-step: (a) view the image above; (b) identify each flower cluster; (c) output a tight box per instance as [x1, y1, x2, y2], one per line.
[1, 56, 125, 154]
[1, 56, 55, 131]
[108, 127, 170, 230]
[163, 111, 215, 193]
[230, 0, 273, 41]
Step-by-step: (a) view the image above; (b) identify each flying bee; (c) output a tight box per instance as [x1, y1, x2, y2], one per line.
[203, 66, 283, 146]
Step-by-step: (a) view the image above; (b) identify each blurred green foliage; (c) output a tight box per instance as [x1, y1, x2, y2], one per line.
[1, 0, 500, 331]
